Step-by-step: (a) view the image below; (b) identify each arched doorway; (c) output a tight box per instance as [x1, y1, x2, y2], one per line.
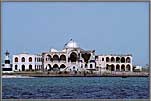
[111, 64, 115, 71]
[60, 64, 66, 68]
[121, 64, 125, 71]
[116, 64, 120, 71]
[22, 65, 25, 71]
[126, 64, 131, 71]
[47, 64, 52, 71]
[70, 52, 77, 62]
[90, 64, 93, 68]
[29, 64, 32, 70]
[53, 64, 59, 71]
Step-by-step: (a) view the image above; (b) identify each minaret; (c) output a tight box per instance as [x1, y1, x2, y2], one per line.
[5, 51, 11, 68]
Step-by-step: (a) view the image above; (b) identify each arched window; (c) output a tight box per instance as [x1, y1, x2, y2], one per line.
[116, 57, 120, 63]
[15, 65, 18, 70]
[126, 57, 131, 63]
[60, 64, 66, 68]
[121, 57, 125, 63]
[29, 64, 32, 70]
[111, 57, 115, 62]
[22, 65, 25, 71]
[15, 57, 18, 62]
[70, 52, 77, 62]
[126, 64, 131, 71]
[53, 64, 59, 71]
[116, 64, 120, 71]
[60, 55, 66, 61]
[121, 64, 125, 71]
[85, 64, 88, 68]
[53, 55, 59, 61]
[111, 64, 115, 71]
[21, 57, 25, 62]
[29, 57, 32, 62]
[46, 55, 51, 61]
[106, 57, 109, 62]
[90, 64, 93, 68]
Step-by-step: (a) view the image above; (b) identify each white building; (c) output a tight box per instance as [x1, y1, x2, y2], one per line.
[42, 39, 96, 72]
[10, 39, 133, 73]
[95, 54, 133, 72]
[12, 53, 42, 71]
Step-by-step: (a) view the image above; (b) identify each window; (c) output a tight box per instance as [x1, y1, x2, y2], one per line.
[90, 64, 93, 68]
[21, 57, 25, 62]
[15, 65, 18, 70]
[29, 57, 32, 62]
[102, 58, 104, 61]
[15, 57, 18, 62]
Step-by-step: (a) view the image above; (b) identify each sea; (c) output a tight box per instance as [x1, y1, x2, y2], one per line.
[2, 77, 149, 99]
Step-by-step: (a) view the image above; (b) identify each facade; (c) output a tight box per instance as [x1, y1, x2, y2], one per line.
[42, 39, 133, 72]
[3, 39, 133, 73]
[12, 53, 42, 71]
[95, 54, 133, 72]
[42, 39, 96, 72]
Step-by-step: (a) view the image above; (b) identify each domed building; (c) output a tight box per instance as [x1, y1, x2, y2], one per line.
[42, 39, 96, 72]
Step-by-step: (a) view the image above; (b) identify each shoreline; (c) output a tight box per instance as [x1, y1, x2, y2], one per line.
[2, 72, 149, 78]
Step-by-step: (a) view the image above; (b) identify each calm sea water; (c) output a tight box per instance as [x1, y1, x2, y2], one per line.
[2, 77, 149, 99]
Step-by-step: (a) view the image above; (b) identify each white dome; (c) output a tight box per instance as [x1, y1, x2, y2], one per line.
[65, 39, 79, 48]
[50, 48, 58, 52]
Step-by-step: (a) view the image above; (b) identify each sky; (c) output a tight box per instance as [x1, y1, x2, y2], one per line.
[2, 2, 149, 66]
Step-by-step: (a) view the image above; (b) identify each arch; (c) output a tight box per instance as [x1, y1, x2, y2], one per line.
[85, 64, 88, 68]
[53, 64, 59, 71]
[15, 57, 18, 62]
[46, 55, 51, 61]
[111, 64, 115, 71]
[29, 64, 32, 70]
[53, 64, 59, 68]
[70, 52, 77, 62]
[21, 57, 25, 62]
[106, 64, 109, 70]
[21, 65, 25, 71]
[121, 57, 125, 63]
[60, 55, 66, 61]
[29, 57, 32, 62]
[15, 65, 18, 70]
[47, 64, 52, 71]
[111, 57, 115, 62]
[53, 55, 59, 61]
[116, 64, 120, 71]
[126, 57, 131, 63]
[106, 57, 110, 62]
[116, 57, 120, 63]
[90, 64, 93, 68]
[121, 64, 125, 71]
[60, 64, 66, 68]
[126, 64, 131, 71]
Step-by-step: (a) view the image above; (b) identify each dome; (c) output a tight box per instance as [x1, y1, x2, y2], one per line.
[50, 48, 58, 52]
[65, 39, 79, 48]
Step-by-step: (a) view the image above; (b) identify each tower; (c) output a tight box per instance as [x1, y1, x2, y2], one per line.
[2, 50, 12, 73]
[4, 50, 10, 68]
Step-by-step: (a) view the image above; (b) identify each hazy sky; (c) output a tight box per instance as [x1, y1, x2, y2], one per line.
[2, 2, 149, 66]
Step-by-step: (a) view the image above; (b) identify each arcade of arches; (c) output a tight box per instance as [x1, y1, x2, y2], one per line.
[106, 64, 131, 71]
